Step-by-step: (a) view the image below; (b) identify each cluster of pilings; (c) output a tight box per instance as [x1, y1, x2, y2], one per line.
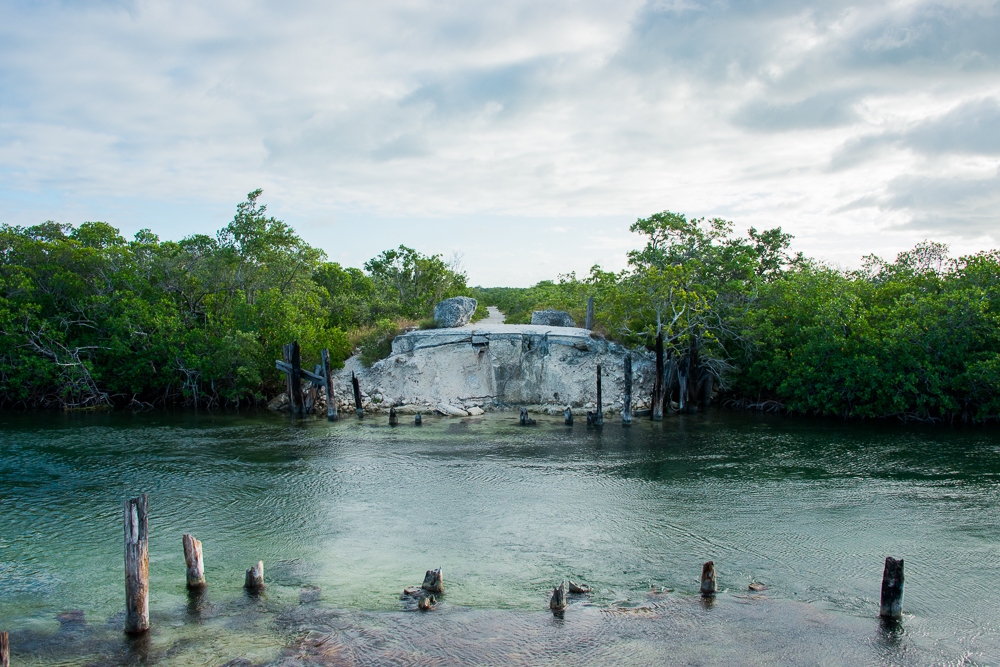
[0, 496, 906, 662]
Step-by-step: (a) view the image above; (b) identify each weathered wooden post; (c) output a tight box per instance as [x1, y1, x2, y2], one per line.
[585, 296, 595, 331]
[124, 494, 149, 634]
[321, 349, 338, 421]
[289, 341, 303, 415]
[564, 406, 573, 425]
[519, 407, 536, 425]
[700, 561, 716, 597]
[351, 372, 363, 418]
[389, 407, 398, 426]
[622, 354, 632, 425]
[245, 561, 265, 591]
[652, 332, 664, 421]
[415, 412, 422, 425]
[880, 557, 904, 620]
[596, 363, 603, 423]
[1, 631, 8, 667]
[183, 534, 206, 589]
[282, 344, 293, 406]
[549, 580, 567, 611]
[422, 568, 443, 593]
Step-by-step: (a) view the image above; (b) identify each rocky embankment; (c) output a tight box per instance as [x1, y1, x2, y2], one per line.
[324, 323, 655, 417]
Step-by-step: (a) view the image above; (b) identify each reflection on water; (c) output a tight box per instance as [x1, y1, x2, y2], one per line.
[1, 410, 998, 665]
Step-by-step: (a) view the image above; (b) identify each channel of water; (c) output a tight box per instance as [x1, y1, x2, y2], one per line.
[0, 410, 998, 665]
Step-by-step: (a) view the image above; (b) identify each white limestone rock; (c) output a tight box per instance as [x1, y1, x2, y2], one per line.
[434, 297, 478, 328]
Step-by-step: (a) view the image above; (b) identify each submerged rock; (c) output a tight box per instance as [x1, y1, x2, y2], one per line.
[434, 297, 478, 328]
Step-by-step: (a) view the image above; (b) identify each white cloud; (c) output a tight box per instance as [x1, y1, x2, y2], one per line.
[0, 0, 998, 285]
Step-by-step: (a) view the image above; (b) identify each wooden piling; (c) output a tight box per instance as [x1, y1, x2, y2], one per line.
[183, 534, 206, 590]
[282, 344, 293, 406]
[389, 407, 398, 426]
[1, 631, 8, 667]
[596, 364, 603, 423]
[652, 332, 664, 421]
[585, 296, 595, 331]
[564, 406, 573, 425]
[352, 372, 363, 418]
[700, 561, 716, 597]
[422, 568, 443, 594]
[124, 494, 149, 634]
[880, 557, 904, 620]
[550, 580, 567, 611]
[289, 341, 303, 415]
[519, 407, 536, 426]
[622, 354, 632, 425]
[415, 412, 422, 425]
[245, 561, 265, 591]
[321, 349, 338, 421]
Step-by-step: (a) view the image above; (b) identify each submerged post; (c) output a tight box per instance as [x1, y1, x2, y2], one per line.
[389, 407, 398, 426]
[351, 372, 363, 418]
[652, 331, 664, 421]
[183, 533, 206, 590]
[415, 412, 422, 425]
[700, 561, 716, 597]
[289, 341, 303, 415]
[623, 354, 632, 425]
[880, 557, 904, 620]
[321, 349, 338, 421]
[422, 567, 443, 593]
[564, 406, 573, 425]
[245, 561, 265, 591]
[124, 494, 150, 634]
[1, 631, 8, 667]
[585, 296, 595, 331]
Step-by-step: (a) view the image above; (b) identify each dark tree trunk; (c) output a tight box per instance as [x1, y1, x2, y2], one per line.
[352, 372, 363, 418]
[321, 349, 338, 421]
[622, 354, 632, 425]
[289, 341, 303, 415]
[652, 331, 664, 421]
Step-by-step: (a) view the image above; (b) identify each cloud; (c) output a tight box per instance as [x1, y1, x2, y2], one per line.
[0, 0, 999, 284]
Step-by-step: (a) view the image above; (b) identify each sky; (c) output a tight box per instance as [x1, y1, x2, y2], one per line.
[1, 0, 998, 286]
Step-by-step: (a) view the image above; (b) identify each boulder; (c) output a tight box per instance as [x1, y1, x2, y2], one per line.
[531, 309, 576, 327]
[434, 297, 478, 328]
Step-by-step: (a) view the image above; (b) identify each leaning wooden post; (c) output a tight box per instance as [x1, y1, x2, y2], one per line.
[622, 354, 632, 425]
[700, 561, 716, 597]
[124, 494, 150, 634]
[321, 349, 338, 421]
[652, 331, 664, 421]
[585, 296, 595, 331]
[1, 631, 8, 667]
[183, 534, 206, 590]
[352, 372, 363, 418]
[289, 341, 303, 415]
[880, 557, 904, 620]
[245, 561, 265, 591]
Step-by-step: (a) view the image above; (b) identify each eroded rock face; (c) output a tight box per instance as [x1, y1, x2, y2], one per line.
[434, 297, 478, 328]
[335, 324, 653, 411]
[531, 309, 576, 327]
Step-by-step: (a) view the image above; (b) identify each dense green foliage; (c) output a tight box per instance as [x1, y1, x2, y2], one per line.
[475, 213, 1000, 423]
[0, 191, 469, 408]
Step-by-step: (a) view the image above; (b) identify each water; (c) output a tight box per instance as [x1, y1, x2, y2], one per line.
[1, 410, 998, 665]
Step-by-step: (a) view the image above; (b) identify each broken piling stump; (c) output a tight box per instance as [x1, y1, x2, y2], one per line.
[418, 595, 436, 611]
[550, 580, 567, 611]
[389, 407, 398, 426]
[564, 406, 573, 425]
[568, 581, 590, 594]
[880, 557, 904, 620]
[415, 412, 422, 425]
[422, 568, 443, 593]
[124, 494, 150, 634]
[183, 533, 206, 589]
[700, 561, 716, 597]
[245, 561, 265, 592]
[1, 631, 8, 667]
[519, 408, 536, 426]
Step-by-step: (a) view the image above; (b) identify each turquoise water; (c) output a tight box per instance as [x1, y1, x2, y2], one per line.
[0, 410, 998, 665]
